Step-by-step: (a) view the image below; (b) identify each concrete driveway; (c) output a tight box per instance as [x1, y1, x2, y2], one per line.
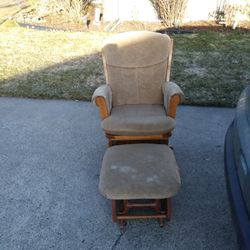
[0, 98, 237, 250]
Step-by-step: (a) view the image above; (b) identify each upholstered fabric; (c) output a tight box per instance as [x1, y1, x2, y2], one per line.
[102, 31, 172, 106]
[92, 85, 112, 115]
[91, 31, 184, 139]
[162, 81, 185, 114]
[101, 104, 175, 135]
[103, 31, 171, 68]
[99, 144, 181, 200]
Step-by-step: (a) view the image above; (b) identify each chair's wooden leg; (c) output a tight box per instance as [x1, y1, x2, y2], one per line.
[166, 198, 171, 221]
[112, 200, 117, 222]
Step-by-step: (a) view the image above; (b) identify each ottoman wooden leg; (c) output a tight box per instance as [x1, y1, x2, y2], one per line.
[166, 198, 171, 221]
[155, 199, 161, 213]
[112, 200, 117, 222]
[158, 218, 164, 227]
[123, 200, 129, 215]
[108, 139, 113, 147]
[112, 200, 127, 231]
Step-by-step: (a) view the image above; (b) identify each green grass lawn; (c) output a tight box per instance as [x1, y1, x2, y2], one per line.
[172, 31, 250, 106]
[0, 26, 249, 106]
[0, 26, 109, 100]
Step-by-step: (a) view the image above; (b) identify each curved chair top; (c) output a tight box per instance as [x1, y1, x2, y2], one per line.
[102, 31, 171, 68]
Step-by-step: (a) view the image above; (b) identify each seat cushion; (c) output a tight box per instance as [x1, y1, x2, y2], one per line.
[101, 104, 175, 136]
[99, 144, 181, 200]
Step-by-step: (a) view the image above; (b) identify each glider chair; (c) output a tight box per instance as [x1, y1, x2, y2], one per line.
[92, 31, 184, 146]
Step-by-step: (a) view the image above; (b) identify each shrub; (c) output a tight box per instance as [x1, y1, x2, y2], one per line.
[224, 3, 250, 26]
[212, 0, 250, 28]
[29, 0, 92, 22]
[150, 0, 188, 27]
[52, 0, 92, 22]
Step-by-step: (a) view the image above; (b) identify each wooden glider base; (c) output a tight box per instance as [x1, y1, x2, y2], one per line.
[106, 133, 172, 147]
[112, 198, 171, 231]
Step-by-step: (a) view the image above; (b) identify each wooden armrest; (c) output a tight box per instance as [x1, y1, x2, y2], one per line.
[167, 95, 181, 118]
[95, 96, 109, 120]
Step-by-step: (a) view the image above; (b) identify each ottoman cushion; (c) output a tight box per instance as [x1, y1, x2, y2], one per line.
[99, 144, 181, 200]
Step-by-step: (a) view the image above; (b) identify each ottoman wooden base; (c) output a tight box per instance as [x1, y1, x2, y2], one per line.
[99, 144, 181, 230]
[112, 198, 171, 229]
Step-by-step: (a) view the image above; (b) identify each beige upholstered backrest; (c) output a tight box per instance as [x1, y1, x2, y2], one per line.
[102, 31, 173, 106]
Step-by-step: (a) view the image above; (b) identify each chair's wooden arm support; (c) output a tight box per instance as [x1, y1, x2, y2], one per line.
[92, 85, 112, 120]
[167, 95, 181, 118]
[95, 96, 109, 120]
[162, 81, 184, 118]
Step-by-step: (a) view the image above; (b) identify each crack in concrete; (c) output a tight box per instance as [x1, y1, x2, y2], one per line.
[111, 233, 123, 250]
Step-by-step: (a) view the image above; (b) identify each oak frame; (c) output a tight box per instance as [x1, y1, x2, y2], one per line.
[112, 198, 171, 229]
[94, 94, 181, 146]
